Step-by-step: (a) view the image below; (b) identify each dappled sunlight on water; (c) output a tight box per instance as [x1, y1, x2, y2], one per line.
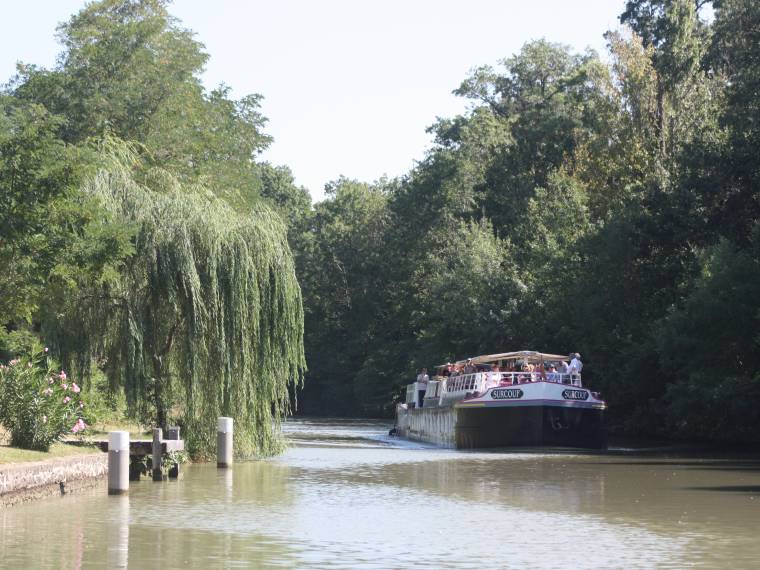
[3, 419, 760, 568]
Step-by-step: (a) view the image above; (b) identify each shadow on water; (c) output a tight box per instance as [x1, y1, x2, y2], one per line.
[580, 460, 760, 471]
[683, 485, 760, 493]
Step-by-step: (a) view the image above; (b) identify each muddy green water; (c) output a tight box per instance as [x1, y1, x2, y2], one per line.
[2, 419, 760, 569]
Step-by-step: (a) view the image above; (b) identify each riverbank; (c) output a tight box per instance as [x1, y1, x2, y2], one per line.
[0, 413, 152, 506]
[0, 449, 107, 507]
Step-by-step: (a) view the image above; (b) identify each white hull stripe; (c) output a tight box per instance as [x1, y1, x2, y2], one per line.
[455, 399, 606, 410]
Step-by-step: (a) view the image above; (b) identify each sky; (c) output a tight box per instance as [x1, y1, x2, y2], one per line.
[0, 0, 627, 201]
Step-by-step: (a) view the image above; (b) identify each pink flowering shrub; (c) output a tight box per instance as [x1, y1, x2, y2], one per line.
[0, 347, 88, 451]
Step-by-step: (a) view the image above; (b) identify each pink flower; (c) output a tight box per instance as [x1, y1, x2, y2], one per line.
[71, 418, 87, 434]
[9, 359, 18, 366]
[63, 396, 71, 404]
[62, 383, 69, 390]
[43, 387, 53, 396]
[59, 371, 67, 380]
[44, 347, 49, 353]
[71, 383, 80, 394]
[48, 377, 55, 384]
[79, 401, 84, 409]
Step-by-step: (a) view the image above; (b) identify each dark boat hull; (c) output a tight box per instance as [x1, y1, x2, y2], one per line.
[395, 402, 606, 450]
[455, 404, 606, 449]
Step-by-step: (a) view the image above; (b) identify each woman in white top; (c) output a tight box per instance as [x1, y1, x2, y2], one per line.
[485, 364, 501, 390]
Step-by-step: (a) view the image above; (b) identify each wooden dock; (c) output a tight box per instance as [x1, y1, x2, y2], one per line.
[89, 438, 184, 456]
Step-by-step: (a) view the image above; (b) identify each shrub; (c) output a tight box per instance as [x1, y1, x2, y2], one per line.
[0, 346, 88, 451]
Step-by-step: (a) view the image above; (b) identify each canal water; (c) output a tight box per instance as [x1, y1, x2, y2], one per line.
[2, 418, 760, 569]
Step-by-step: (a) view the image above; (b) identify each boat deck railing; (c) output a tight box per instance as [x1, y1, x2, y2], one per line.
[406, 372, 584, 408]
[441, 372, 582, 401]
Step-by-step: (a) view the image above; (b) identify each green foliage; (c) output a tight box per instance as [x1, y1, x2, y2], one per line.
[652, 235, 760, 440]
[11, 0, 272, 210]
[412, 220, 523, 361]
[258, 164, 312, 232]
[291, 0, 760, 446]
[48, 162, 305, 457]
[14, 0, 207, 144]
[706, 0, 760, 244]
[453, 40, 604, 232]
[0, 346, 88, 451]
[0, 97, 91, 323]
[297, 178, 391, 415]
[0, 327, 39, 362]
[164, 449, 189, 468]
[2, 0, 305, 457]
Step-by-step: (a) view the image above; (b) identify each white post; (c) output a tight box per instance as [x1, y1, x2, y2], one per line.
[108, 431, 130, 495]
[217, 417, 233, 468]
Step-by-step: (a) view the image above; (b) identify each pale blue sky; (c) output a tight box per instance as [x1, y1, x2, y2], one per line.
[1, 1, 626, 201]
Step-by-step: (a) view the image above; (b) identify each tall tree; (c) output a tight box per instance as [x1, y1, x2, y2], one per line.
[0, 98, 132, 337]
[47, 157, 305, 455]
[707, 0, 760, 244]
[620, 0, 708, 157]
[11, 0, 272, 211]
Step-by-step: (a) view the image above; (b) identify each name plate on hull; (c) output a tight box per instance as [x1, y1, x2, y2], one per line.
[562, 389, 589, 401]
[491, 388, 524, 400]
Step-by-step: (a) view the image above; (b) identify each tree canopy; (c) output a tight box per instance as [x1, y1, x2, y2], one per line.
[291, 0, 760, 443]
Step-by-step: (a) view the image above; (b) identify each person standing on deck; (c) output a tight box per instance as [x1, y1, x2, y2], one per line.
[416, 368, 429, 407]
[569, 353, 583, 384]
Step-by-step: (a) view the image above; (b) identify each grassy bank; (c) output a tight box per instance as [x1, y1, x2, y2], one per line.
[0, 442, 101, 464]
[0, 412, 146, 465]
[84, 418, 150, 440]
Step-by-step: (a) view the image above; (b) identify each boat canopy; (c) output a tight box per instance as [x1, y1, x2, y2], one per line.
[454, 351, 570, 365]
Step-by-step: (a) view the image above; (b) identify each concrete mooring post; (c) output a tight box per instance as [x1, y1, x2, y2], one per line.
[108, 431, 130, 495]
[217, 417, 233, 468]
[152, 428, 163, 481]
[166, 426, 181, 479]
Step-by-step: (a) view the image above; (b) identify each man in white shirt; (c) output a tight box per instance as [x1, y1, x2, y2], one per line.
[569, 353, 583, 384]
[416, 368, 429, 407]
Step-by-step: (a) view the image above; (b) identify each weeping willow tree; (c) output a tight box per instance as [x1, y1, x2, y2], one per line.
[50, 163, 306, 456]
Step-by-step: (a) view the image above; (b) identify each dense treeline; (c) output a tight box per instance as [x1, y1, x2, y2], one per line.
[294, 0, 760, 443]
[2, 0, 759, 445]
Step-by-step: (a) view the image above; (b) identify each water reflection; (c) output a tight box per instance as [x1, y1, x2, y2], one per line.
[2, 420, 760, 568]
[106, 496, 129, 568]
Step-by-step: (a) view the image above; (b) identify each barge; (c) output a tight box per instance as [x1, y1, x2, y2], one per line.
[394, 351, 607, 449]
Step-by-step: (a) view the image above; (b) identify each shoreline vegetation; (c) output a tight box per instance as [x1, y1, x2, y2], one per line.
[2, 0, 760, 457]
[0, 415, 145, 464]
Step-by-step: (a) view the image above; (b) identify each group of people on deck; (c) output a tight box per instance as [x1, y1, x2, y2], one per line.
[414, 353, 583, 403]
